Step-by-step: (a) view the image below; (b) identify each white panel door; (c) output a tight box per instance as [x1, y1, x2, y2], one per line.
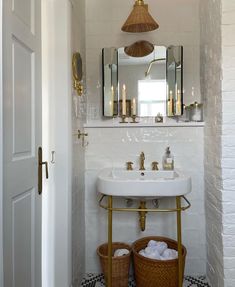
[3, 0, 42, 286]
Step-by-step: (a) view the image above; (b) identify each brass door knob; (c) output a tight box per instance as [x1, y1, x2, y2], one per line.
[152, 161, 159, 171]
[126, 161, 134, 170]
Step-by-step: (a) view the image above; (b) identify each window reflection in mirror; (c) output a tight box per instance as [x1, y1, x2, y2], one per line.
[138, 80, 167, 116]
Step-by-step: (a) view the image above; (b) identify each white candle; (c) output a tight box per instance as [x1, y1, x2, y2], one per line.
[122, 84, 126, 116]
[109, 100, 113, 114]
[111, 86, 114, 102]
[177, 90, 180, 100]
[132, 98, 137, 116]
[111, 86, 114, 115]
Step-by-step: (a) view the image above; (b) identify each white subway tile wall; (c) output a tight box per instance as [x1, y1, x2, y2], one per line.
[84, 127, 206, 276]
[71, 0, 86, 285]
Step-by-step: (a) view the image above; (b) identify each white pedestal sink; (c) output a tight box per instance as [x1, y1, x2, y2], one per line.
[97, 167, 192, 198]
[97, 167, 192, 287]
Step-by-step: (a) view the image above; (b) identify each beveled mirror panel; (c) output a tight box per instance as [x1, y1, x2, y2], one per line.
[102, 48, 118, 116]
[166, 46, 183, 116]
[102, 45, 183, 118]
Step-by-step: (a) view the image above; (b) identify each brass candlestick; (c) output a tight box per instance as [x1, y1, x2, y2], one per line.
[120, 115, 127, 123]
[131, 115, 138, 123]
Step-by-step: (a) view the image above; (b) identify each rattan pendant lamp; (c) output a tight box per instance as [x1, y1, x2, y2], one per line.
[122, 0, 159, 33]
[124, 40, 154, 57]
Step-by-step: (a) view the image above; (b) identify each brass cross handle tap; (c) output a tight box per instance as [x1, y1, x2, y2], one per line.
[152, 161, 159, 171]
[126, 161, 134, 170]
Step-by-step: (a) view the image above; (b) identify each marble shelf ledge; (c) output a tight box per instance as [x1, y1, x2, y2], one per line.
[84, 120, 205, 128]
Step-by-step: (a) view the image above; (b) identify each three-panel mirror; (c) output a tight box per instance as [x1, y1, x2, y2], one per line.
[102, 45, 183, 118]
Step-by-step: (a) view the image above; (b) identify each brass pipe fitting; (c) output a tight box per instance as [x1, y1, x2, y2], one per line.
[139, 201, 147, 231]
[139, 152, 145, 170]
[126, 161, 134, 170]
[152, 161, 159, 170]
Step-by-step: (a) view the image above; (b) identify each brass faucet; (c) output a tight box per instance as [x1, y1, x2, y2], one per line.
[139, 152, 145, 170]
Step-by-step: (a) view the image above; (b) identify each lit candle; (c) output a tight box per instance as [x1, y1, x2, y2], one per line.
[132, 98, 137, 116]
[109, 100, 113, 114]
[111, 86, 114, 115]
[168, 90, 174, 116]
[177, 90, 180, 100]
[111, 86, 114, 102]
[176, 90, 181, 115]
[122, 84, 126, 116]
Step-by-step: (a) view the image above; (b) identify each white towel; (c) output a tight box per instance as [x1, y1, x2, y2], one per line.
[139, 249, 146, 256]
[147, 240, 158, 247]
[146, 250, 161, 260]
[138, 240, 178, 261]
[139, 248, 161, 260]
[147, 241, 167, 255]
[161, 249, 178, 260]
[114, 249, 129, 257]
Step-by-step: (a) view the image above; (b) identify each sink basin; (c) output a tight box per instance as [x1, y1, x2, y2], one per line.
[97, 168, 191, 198]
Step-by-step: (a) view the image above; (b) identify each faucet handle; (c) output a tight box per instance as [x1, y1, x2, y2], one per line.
[126, 161, 134, 171]
[152, 161, 159, 171]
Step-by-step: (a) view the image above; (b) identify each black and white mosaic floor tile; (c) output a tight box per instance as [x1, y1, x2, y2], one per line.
[80, 274, 210, 287]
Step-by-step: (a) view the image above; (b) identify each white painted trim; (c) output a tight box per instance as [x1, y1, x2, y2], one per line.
[42, 1, 72, 286]
[84, 120, 205, 128]
[0, 0, 4, 285]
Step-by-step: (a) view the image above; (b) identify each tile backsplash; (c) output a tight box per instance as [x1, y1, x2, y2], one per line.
[84, 126, 206, 275]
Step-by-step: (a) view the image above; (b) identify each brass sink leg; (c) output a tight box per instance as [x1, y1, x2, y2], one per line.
[139, 201, 147, 231]
[176, 196, 183, 287]
[108, 196, 113, 287]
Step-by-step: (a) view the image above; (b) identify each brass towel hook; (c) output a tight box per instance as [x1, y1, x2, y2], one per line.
[73, 129, 88, 147]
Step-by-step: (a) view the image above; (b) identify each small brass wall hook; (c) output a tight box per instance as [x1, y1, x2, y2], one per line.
[73, 129, 89, 147]
[76, 129, 88, 139]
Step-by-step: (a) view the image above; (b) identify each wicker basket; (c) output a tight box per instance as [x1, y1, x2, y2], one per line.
[97, 242, 132, 287]
[132, 236, 187, 287]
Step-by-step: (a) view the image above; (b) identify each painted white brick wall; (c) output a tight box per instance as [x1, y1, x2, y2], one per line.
[200, 0, 224, 286]
[222, 1, 235, 286]
[201, 0, 235, 286]
[84, 126, 206, 276]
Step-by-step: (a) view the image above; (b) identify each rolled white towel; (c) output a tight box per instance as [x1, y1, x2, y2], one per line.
[145, 246, 156, 255]
[114, 249, 129, 257]
[161, 249, 178, 260]
[155, 242, 168, 255]
[147, 240, 158, 247]
[146, 241, 167, 255]
[145, 250, 161, 260]
[143, 246, 161, 260]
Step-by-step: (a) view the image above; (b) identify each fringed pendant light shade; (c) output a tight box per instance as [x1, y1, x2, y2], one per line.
[124, 40, 154, 57]
[122, 0, 159, 33]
